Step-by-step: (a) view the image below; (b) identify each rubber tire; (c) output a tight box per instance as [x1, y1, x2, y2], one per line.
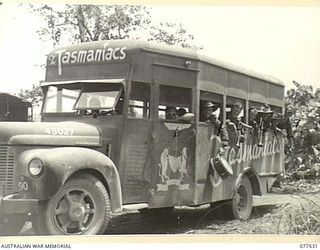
[0, 215, 26, 236]
[222, 175, 253, 220]
[32, 174, 111, 235]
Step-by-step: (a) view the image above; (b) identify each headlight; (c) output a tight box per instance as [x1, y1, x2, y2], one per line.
[28, 158, 44, 177]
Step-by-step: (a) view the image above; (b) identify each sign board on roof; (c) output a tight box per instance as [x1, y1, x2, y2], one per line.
[47, 41, 128, 76]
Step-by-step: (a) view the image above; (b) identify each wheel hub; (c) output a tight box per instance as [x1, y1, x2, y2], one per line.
[69, 204, 85, 221]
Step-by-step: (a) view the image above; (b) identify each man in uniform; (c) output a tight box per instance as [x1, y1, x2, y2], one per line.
[165, 106, 178, 120]
[226, 102, 245, 146]
[228, 102, 243, 122]
[275, 105, 294, 150]
[202, 101, 229, 146]
[249, 107, 258, 126]
[202, 102, 233, 193]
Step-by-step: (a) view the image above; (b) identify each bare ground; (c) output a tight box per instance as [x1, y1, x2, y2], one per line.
[19, 190, 320, 235]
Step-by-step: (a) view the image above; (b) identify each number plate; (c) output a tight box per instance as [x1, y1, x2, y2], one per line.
[18, 176, 32, 192]
[45, 127, 74, 136]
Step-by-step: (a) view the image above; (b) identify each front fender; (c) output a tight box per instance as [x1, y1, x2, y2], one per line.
[235, 167, 262, 196]
[17, 147, 122, 212]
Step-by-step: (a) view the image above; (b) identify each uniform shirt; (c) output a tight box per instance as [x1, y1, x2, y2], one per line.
[206, 118, 229, 145]
[275, 117, 293, 139]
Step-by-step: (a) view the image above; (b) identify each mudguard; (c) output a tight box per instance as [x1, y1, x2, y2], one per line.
[235, 167, 262, 196]
[16, 147, 122, 213]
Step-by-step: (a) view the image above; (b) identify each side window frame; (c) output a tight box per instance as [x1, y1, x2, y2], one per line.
[158, 84, 193, 122]
[127, 81, 151, 119]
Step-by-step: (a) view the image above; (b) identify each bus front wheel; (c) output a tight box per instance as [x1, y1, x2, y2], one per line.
[32, 174, 111, 235]
[223, 175, 253, 220]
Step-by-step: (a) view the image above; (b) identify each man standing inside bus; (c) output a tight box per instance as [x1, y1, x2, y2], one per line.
[202, 102, 233, 190]
[226, 102, 244, 146]
[228, 102, 243, 122]
[275, 105, 294, 151]
[202, 101, 228, 146]
[165, 106, 178, 120]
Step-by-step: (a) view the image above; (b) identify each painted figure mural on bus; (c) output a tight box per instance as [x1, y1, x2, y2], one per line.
[156, 106, 194, 192]
[159, 147, 188, 184]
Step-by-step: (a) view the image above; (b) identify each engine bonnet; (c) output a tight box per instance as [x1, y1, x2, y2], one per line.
[0, 122, 101, 147]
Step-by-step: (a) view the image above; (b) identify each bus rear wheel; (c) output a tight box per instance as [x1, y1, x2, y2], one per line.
[223, 175, 253, 220]
[32, 174, 111, 235]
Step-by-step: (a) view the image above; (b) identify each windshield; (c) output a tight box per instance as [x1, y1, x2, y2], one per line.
[42, 83, 123, 113]
[43, 86, 80, 113]
[74, 86, 122, 110]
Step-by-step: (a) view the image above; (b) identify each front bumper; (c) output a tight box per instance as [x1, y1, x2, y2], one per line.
[0, 194, 38, 215]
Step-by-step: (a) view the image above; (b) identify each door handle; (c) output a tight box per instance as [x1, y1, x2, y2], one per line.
[190, 128, 197, 137]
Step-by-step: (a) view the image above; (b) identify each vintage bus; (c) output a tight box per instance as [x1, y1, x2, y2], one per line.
[0, 40, 285, 235]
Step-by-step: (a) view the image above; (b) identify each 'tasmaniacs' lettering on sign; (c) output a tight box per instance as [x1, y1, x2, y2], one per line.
[48, 44, 127, 75]
[224, 138, 282, 166]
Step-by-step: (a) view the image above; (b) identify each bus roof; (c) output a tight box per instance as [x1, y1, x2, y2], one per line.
[46, 39, 284, 87]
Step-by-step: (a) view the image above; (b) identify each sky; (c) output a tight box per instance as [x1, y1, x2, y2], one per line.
[0, 2, 320, 95]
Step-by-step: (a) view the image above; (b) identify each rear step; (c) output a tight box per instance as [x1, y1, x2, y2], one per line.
[122, 203, 148, 211]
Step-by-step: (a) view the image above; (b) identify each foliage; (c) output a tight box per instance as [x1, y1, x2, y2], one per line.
[281, 179, 320, 194]
[28, 4, 197, 48]
[284, 80, 320, 180]
[149, 22, 195, 48]
[18, 84, 43, 107]
[279, 197, 320, 234]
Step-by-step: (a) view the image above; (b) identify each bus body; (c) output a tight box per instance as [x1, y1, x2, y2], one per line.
[0, 40, 285, 235]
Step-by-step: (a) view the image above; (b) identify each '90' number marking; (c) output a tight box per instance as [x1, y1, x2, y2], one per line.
[18, 181, 29, 191]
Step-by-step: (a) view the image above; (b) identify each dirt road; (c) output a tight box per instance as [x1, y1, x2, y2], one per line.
[19, 192, 320, 235]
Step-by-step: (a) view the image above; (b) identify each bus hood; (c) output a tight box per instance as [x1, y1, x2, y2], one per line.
[0, 122, 101, 147]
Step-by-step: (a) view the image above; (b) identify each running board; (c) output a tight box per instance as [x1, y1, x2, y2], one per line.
[122, 203, 149, 211]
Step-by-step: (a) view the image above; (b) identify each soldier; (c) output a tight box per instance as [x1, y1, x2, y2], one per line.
[88, 97, 101, 117]
[228, 102, 243, 123]
[202, 101, 229, 146]
[226, 102, 246, 147]
[248, 107, 259, 141]
[249, 107, 258, 127]
[177, 107, 187, 117]
[165, 106, 178, 120]
[257, 104, 274, 127]
[255, 104, 274, 147]
[275, 105, 294, 150]
[202, 102, 233, 190]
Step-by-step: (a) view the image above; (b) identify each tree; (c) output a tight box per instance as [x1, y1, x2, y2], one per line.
[28, 4, 198, 48]
[149, 22, 195, 48]
[285, 81, 320, 180]
[18, 84, 43, 107]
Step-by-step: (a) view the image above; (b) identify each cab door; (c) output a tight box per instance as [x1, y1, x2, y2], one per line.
[148, 84, 196, 208]
[120, 81, 153, 204]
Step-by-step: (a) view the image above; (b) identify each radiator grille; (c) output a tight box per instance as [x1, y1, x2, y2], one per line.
[0, 146, 14, 197]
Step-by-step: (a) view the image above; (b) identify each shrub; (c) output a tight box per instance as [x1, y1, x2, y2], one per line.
[278, 196, 320, 234]
[285, 81, 320, 180]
